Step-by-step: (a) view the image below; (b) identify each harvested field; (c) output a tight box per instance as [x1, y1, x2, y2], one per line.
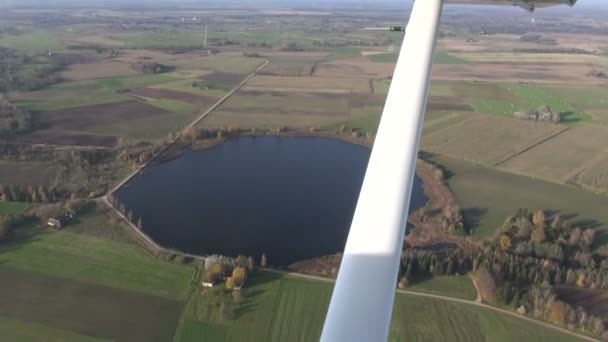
[129, 87, 216, 104]
[430, 154, 608, 241]
[61, 60, 139, 81]
[0, 160, 57, 186]
[450, 52, 607, 64]
[246, 75, 371, 93]
[432, 62, 607, 85]
[260, 57, 318, 76]
[426, 96, 473, 112]
[150, 79, 228, 97]
[0, 266, 182, 342]
[15, 130, 118, 147]
[499, 124, 608, 183]
[314, 57, 396, 78]
[202, 111, 343, 130]
[218, 91, 351, 115]
[421, 113, 568, 166]
[196, 71, 246, 90]
[168, 55, 265, 74]
[38, 100, 173, 131]
[574, 156, 608, 193]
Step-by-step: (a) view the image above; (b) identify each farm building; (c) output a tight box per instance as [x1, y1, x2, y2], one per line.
[47, 218, 64, 229]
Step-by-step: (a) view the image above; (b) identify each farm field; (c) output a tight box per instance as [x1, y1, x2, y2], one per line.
[0, 315, 108, 342]
[574, 156, 608, 194]
[0, 210, 196, 341]
[420, 112, 568, 166]
[0, 160, 58, 186]
[430, 154, 608, 243]
[245, 75, 371, 93]
[0, 222, 194, 299]
[405, 275, 477, 300]
[499, 124, 608, 183]
[0, 202, 30, 216]
[178, 271, 584, 342]
[200, 89, 385, 130]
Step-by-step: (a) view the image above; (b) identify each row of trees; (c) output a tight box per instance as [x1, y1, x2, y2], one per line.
[0, 184, 58, 203]
[0, 213, 29, 243]
[203, 254, 256, 287]
[0, 47, 66, 92]
[0, 94, 33, 136]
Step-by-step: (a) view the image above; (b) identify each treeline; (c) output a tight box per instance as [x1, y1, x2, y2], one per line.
[400, 208, 608, 338]
[398, 249, 473, 288]
[131, 62, 175, 74]
[0, 95, 33, 136]
[0, 47, 66, 92]
[0, 184, 58, 203]
[0, 213, 31, 243]
[116, 134, 173, 167]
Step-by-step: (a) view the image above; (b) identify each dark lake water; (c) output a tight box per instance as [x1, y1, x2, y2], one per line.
[116, 136, 428, 266]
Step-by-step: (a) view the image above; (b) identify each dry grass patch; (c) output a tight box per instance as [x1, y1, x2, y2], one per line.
[421, 113, 567, 165]
[572, 155, 608, 193]
[61, 60, 139, 80]
[432, 62, 605, 85]
[314, 57, 395, 78]
[247, 75, 370, 93]
[500, 124, 608, 183]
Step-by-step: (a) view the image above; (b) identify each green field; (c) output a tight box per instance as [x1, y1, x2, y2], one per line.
[0, 29, 65, 52]
[0, 315, 108, 342]
[368, 51, 467, 64]
[145, 97, 200, 114]
[14, 74, 177, 111]
[506, 83, 594, 124]
[179, 271, 583, 342]
[0, 224, 193, 300]
[430, 154, 608, 243]
[0, 209, 197, 341]
[0, 266, 183, 342]
[390, 294, 578, 342]
[0, 202, 30, 216]
[406, 275, 477, 300]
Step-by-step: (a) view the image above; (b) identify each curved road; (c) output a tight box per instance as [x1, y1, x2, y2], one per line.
[262, 268, 600, 342]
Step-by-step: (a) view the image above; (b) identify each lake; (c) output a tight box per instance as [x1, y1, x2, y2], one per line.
[116, 136, 428, 266]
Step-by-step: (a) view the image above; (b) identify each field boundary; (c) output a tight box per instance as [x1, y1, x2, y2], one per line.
[562, 148, 608, 185]
[493, 125, 570, 167]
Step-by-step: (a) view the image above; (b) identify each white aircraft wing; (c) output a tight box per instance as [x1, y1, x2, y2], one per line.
[320, 0, 577, 341]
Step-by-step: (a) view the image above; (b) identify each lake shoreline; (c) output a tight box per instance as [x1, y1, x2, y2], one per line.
[116, 130, 464, 270]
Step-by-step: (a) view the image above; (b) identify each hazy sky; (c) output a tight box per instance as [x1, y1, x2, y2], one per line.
[0, 0, 605, 9]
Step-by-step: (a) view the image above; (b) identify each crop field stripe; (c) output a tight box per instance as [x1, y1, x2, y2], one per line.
[266, 279, 285, 342]
[0, 315, 109, 342]
[0, 266, 184, 342]
[493, 126, 570, 167]
[0, 226, 194, 300]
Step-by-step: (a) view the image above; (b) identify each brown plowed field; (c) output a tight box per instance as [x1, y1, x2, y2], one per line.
[38, 100, 173, 131]
[15, 130, 118, 147]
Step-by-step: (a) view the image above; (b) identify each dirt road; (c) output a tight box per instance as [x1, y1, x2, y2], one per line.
[262, 268, 600, 342]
